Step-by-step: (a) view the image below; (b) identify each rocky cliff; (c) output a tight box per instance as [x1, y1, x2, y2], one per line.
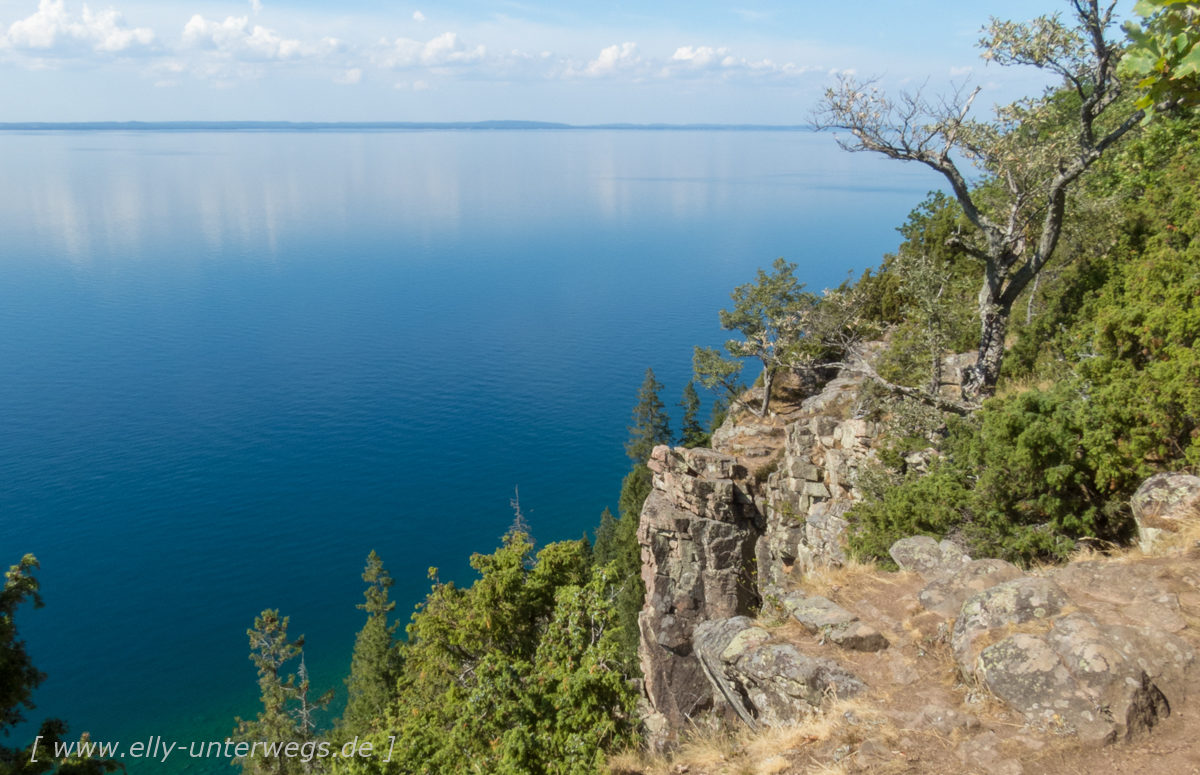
[632, 353, 1200, 771]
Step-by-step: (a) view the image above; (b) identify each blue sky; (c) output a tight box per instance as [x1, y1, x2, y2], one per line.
[0, 1, 1125, 122]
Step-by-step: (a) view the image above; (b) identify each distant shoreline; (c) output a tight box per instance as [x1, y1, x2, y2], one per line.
[0, 120, 813, 133]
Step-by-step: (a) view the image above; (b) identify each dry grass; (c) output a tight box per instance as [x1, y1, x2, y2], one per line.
[1062, 497, 1200, 564]
[605, 699, 896, 775]
[796, 557, 890, 600]
[1143, 498, 1200, 555]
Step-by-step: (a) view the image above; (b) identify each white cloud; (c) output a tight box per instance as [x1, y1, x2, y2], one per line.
[250, 0, 262, 14]
[2, 0, 154, 56]
[378, 31, 485, 68]
[582, 41, 639, 77]
[412, 11, 426, 23]
[334, 67, 361, 84]
[662, 44, 818, 80]
[181, 15, 306, 61]
[671, 45, 726, 68]
[949, 65, 973, 77]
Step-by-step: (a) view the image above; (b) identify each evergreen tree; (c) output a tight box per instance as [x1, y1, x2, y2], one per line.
[591, 507, 619, 566]
[624, 368, 671, 464]
[233, 610, 330, 775]
[340, 551, 398, 736]
[678, 381, 706, 448]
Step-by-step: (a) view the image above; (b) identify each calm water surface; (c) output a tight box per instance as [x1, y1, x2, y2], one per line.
[0, 129, 932, 772]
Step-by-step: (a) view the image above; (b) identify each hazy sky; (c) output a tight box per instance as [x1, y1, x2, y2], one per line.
[0, 1, 1123, 122]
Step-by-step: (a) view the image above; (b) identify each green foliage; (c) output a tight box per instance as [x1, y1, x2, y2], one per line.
[720, 258, 817, 415]
[847, 458, 973, 568]
[870, 194, 979, 389]
[1076, 146, 1200, 483]
[233, 611, 331, 775]
[625, 368, 671, 465]
[851, 184, 1200, 563]
[678, 381, 707, 448]
[1122, 0, 1200, 113]
[591, 507, 619, 566]
[691, 346, 745, 408]
[609, 467, 651, 666]
[693, 258, 872, 416]
[370, 530, 637, 774]
[339, 552, 399, 737]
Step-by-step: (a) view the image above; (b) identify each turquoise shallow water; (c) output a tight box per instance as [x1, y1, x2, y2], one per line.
[0, 129, 932, 773]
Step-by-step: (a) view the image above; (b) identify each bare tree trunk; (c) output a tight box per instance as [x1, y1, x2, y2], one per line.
[759, 366, 775, 417]
[964, 306, 1010, 400]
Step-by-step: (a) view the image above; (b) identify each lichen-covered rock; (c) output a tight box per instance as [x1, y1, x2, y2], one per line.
[889, 535, 970, 578]
[952, 578, 1070, 672]
[782, 592, 888, 652]
[919, 559, 1025, 617]
[979, 633, 1113, 741]
[977, 608, 1193, 742]
[694, 616, 865, 729]
[1131, 472, 1200, 552]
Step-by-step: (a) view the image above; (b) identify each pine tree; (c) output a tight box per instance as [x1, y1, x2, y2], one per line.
[624, 368, 671, 464]
[592, 507, 619, 566]
[678, 381, 706, 448]
[233, 610, 329, 775]
[340, 551, 398, 736]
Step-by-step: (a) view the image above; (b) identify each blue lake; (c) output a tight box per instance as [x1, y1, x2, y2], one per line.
[0, 129, 933, 772]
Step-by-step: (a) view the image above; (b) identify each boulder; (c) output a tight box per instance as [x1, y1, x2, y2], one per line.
[782, 592, 888, 652]
[919, 559, 1025, 618]
[952, 577, 1070, 672]
[1131, 472, 1200, 552]
[889, 535, 971, 578]
[694, 617, 865, 729]
[976, 609, 1194, 742]
[978, 632, 1114, 741]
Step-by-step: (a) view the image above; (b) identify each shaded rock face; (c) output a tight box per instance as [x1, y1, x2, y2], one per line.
[1132, 472, 1200, 552]
[693, 617, 865, 729]
[637, 446, 761, 732]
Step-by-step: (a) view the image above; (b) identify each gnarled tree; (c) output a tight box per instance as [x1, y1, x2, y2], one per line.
[816, 0, 1149, 400]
